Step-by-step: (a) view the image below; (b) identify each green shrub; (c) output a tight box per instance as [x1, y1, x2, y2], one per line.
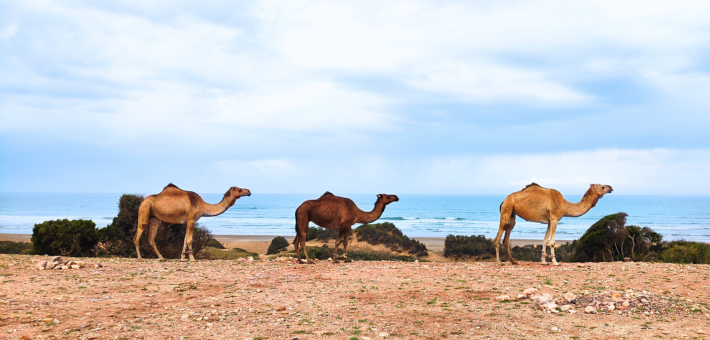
[355, 222, 428, 256]
[267, 236, 290, 255]
[31, 219, 99, 256]
[206, 238, 225, 249]
[97, 194, 214, 258]
[444, 235, 495, 259]
[571, 213, 662, 262]
[0, 241, 32, 254]
[659, 241, 710, 264]
[306, 227, 339, 241]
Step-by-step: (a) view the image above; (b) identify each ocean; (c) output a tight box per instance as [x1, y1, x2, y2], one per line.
[1, 193, 709, 242]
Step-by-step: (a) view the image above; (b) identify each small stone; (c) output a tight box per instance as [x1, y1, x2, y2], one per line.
[70, 265, 80, 269]
[60, 265, 69, 270]
[517, 294, 527, 300]
[607, 304, 616, 311]
[568, 309, 577, 314]
[247, 257, 254, 262]
[551, 327, 560, 331]
[523, 288, 538, 296]
[181, 314, 189, 319]
[584, 306, 597, 314]
[50, 256, 62, 263]
[560, 305, 573, 312]
[563, 292, 576, 303]
[378, 333, 389, 337]
[697, 329, 705, 334]
[45, 262, 56, 270]
[496, 295, 510, 302]
[238, 258, 246, 262]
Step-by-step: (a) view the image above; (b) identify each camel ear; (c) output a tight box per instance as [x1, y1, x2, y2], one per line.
[377, 194, 383, 199]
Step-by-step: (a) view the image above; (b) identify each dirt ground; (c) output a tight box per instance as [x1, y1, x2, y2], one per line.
[1, 254, 709, 340]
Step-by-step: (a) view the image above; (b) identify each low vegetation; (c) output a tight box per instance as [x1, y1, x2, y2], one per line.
[0, 240, 32, 254]
[286, 244, 421, 262]
[31, 219, 99, 256]
[197, 247, 259, 260]
[571, 213, 663, 262]
[354, 222, 428, 256]
[267, 236, 290, 254]
[444, 235, 495, 259]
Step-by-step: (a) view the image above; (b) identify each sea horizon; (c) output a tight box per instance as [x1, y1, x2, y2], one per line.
[2, 192, 709, 242]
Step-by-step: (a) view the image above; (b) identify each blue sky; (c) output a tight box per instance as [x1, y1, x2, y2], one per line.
[1, 1, 710, 195]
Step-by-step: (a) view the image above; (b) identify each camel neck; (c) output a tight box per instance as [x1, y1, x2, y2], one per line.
[356, 200, 387, 224]
[564, 188, 600, 217]
[202, 196, 236, 217]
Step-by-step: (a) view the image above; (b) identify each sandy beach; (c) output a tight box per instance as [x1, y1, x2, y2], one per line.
[0, 233, 571, 256]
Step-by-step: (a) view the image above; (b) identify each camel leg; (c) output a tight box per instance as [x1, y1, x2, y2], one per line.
[148, 217, 165, 261]
[504, 216, 517, 265]
[293, 234, 302, 263]
[342, 228, 352, 263]
[549, 219, 560, 266]
[133, 222, 147, 260]
[185, 220, 196, 261]
[342, 228, 352, 262]
[494, 210, 511, 265]
[300, 230, 314, 264]
[332, 229, 345, 263]
[541, 222, 552, 265]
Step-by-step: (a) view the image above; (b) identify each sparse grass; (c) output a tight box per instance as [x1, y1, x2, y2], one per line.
[196, 247, 259, 260]
[288, 245, 421, 262]
[0, 241, 32, 254]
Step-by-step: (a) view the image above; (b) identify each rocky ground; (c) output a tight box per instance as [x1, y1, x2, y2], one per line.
[1, 254, 709, 340]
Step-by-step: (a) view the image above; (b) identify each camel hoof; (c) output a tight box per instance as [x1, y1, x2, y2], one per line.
[510, 261, 519, 265]
[496, 261, 504, 266]
[332, 260, 339, 264]
[179, 259, 187, 262]
[158, 258, 166, 262]
[552, 261, 560, 266]
[307, 260, 315, 265]
[296, 259, 306, 264]
[541, 261, 549, 265]
[343, 259, 352, 263]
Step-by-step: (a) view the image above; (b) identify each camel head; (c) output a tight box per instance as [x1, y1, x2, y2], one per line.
[225, 186, 252, 200]
[377, 194, 400, 205]
[590, 184, 613, 197]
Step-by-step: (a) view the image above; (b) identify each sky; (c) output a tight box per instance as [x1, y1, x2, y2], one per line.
[1, 0, 710, 195]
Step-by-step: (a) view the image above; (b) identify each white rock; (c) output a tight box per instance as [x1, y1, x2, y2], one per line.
[496, 295, 510, 302]
[517, 294, 527, 300]
[378, 333, 389, 337]
[70, 265, 80, 269]
[584, 306, 597, 314]
[247, 257, 254, 262]
[523, 288, 539, 296]
[542, 302, 558, 312]
[563, 292, 576, 303]
[551, 327, 560, 331]
[560, 305, 573, 312]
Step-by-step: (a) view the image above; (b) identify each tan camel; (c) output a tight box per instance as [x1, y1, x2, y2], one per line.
[134, 184, 251, 261]
[293, 192, 399, 264]
[495, 183, 613, 266]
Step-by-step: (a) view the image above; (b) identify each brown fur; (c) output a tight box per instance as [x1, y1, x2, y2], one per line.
[293, 192, 399, 264]
[495, 183, 613, 265]
[134, 184, 251, 261]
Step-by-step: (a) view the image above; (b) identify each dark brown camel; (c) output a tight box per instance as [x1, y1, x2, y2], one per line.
[293, 192, 399, 264]
[134, 184, 251, 261]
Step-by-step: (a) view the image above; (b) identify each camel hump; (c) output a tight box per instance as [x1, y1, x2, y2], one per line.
[163, 183, 181, 190]
[321, 191, 334, 197]
[522, 182, 541, 190]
